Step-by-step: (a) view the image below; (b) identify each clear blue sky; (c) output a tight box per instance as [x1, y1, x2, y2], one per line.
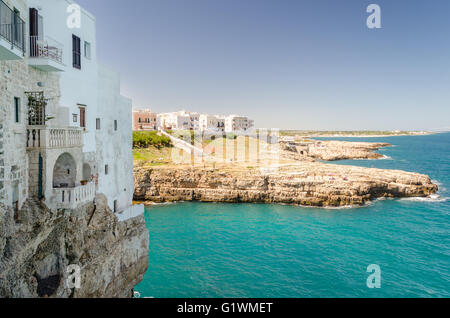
[76, 0, 450, 131]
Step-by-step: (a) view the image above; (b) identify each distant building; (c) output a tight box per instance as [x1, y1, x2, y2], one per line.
[133, 109, 157, 131]
[224, 115, 254, 133]
[158, 110, 199, 130]
[199, 114, 225, 132]
[137, 109, 254, 133]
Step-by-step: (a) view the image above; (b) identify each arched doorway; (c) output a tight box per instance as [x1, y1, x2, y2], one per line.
[82, 163, 91, 181]
[53, 153, 76, 188]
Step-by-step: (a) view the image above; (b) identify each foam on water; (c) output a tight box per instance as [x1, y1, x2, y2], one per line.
[400, 194, 449, 203]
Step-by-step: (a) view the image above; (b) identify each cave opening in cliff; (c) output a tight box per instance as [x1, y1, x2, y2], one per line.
[35, 273, 61, 298]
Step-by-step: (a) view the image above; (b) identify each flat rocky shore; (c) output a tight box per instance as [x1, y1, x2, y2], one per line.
[281, 140, 392, 161]
[134, 162, 438, 207]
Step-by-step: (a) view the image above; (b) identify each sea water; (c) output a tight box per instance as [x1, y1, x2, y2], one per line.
[136, 133, 450, 298]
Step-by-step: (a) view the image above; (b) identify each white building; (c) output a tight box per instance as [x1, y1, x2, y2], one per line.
[158, 111, 254, 133]
[199, 114, 225, 132]
[0, 0, 140, 216]
[158, 110, 199, 130]
[224, 115, 254, 133]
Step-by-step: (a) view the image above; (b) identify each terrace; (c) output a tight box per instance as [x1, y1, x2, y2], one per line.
[0, 0, 25, 60]
[28, 35, 65, 72]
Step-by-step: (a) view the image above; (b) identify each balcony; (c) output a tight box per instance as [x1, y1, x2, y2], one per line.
[27, 126, 83, 149]
[138, 124, 157, 130]
[51, 182, 95, 209]
[28, 35, 65, 72]
[0, 0, 25, 60]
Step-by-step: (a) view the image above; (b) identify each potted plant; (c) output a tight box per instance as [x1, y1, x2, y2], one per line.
[80, 180, 88, 186]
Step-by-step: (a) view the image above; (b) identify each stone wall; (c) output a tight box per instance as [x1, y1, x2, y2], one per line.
[0, 55, 60, 209]
[0, 195, 149, 298]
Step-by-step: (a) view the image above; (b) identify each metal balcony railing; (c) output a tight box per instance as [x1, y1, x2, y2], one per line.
[29, 35, 63, 63]
[0, 0, 25, 53]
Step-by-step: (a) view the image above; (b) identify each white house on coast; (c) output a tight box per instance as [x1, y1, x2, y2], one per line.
[157, 110, 200, 131]
[0, 0, 141, 217]
[132, 109, 254, 133]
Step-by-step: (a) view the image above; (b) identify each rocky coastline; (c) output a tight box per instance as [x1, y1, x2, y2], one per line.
[134, 162, 438, 207]
[281, 140, 392, 161]
[0, 195, 149, 298]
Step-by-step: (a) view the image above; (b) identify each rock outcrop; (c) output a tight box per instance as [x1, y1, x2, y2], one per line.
[281, 140, 392, 161]
[134, 163, 438, 207]
[0, 195, 149, 298]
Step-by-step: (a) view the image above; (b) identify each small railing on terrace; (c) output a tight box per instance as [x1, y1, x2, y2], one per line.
[29, 35, 63, 63]
[52, 182, 95, 209]
[27, 126, 83, 149]
[0, 0, 25, 53]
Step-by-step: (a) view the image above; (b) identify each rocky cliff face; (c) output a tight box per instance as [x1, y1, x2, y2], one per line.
[0, 195, 149, 298]
[134, 163, 438, 207]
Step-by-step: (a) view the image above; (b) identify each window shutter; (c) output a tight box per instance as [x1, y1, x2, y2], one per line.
[73, 35, 81, 69]
[29, 8, 38, 57]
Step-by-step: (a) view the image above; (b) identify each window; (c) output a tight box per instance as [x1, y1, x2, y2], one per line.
[79, 106, 86, 128]
[96, 118, 101, 130]
[72, 114, 78, 123]
[113, 200, 118, 213]
[138, 118, 142, 123]
[14, 97, 20, 123]
[72, 35, 81, 69]
[114, 120, 118, 131]
[105, 165, 109, 175]
[84, 41, 91, 59]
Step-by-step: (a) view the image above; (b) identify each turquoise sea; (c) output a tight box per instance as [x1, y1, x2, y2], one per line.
[136, 133, 450, 298]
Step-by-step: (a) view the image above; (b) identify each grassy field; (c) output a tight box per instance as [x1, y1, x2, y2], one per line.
[133, 131, 174, 166]
[133, 147, 173, 166]
[132, 134, 281, 168]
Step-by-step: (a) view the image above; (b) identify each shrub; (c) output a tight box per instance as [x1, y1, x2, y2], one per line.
[133, 131, 172, 149]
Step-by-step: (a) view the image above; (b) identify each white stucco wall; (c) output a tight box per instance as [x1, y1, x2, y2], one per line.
[27, 0, 99, 153]
[1, 0, 134, 212]
[96, 64, 134, 212]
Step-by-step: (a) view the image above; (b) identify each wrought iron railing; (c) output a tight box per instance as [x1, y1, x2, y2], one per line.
[26, 92, 48, 126]
[29, 35, 63, 63]
[0, 0, 25, 53]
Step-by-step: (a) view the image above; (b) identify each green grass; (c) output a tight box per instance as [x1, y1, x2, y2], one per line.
[133, 147, 173, 166]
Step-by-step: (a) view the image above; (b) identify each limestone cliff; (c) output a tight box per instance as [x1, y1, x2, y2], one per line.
[0, 195, 149, 298]
[134, 163, 438, 207]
